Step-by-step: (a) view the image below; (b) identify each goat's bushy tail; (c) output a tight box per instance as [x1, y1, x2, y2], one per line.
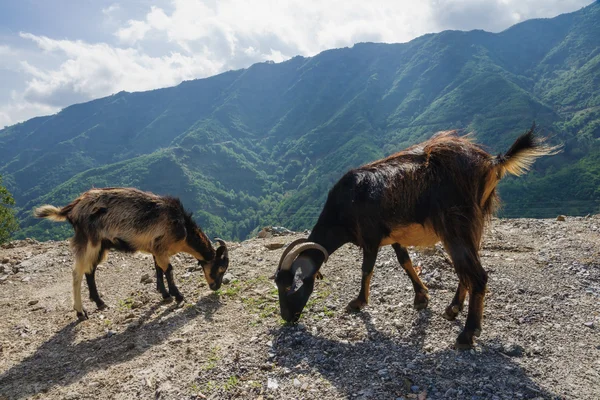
[34, 205, 68, 222]
[495, 123, 561, 178]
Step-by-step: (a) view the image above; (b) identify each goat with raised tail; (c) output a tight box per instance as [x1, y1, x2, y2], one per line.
[35, 187, 229, 321]
[273, 125, 559, 348]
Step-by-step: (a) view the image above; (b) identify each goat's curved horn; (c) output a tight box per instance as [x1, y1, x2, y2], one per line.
[276, 238, 308, 270]
[214, 238, 228, 258]
[279, 242, 329, 271]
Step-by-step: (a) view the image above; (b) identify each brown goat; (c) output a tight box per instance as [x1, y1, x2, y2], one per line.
[35, 187, 229, 320]
[274, 125, 559, 348]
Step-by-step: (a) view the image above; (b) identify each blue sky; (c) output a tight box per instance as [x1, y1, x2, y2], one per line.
[0, 0, 593, 127]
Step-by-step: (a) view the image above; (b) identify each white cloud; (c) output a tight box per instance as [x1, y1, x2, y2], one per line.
[17, 32, 224, 107]
[0, 91, 58, 128]
[102, 3, 120, 16]
[0, 0, 592, 126]
[116, 19, 151, 45]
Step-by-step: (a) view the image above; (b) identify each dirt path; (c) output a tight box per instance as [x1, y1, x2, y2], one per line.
[0, 216, 599, 399]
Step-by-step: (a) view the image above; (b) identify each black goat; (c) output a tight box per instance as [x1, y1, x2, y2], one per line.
[274, 126, 558, 348]
[35, 187, 229, 320]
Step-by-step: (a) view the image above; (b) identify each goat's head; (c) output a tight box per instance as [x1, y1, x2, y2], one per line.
[199, 238, 229, 290]
[273, 238, 328, 322]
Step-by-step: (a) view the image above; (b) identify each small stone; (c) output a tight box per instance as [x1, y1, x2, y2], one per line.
[182, 272, 192, 279]
[556, 215, 566, 222]
[501, 343, 524, 357]
[267, 377, 278, 390]
[222, 273, 234, 284]
[583, 321, 594, 328]
[22, 276, 31, 282]
[140, 273, 152, 284]
[377, 368, 388, 376]
[293, 378, 301, 387]
[301, 382, 309, 390]
[131, 301, 143, 309]
[411, 385, 420, 393]
[1, 257, 9, 264]
[28, 299, 39, 306]
[106, 330, 116, 338]
[265, 242, 285, 250]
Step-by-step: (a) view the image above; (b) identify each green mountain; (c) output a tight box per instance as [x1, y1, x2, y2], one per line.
[2, 2, 600, 241]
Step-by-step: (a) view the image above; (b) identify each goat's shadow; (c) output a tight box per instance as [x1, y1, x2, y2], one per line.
[0, 294, 223, 399]
[272, 311, 557, 399]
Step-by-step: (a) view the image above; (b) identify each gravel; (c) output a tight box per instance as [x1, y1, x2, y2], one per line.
[0, 216, 599, 399]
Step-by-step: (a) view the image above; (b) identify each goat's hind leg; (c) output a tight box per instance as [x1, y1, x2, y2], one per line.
[392, 244, 429, 310]
[85, 264, 107, 310]
[85, 247, 108, 310]
[73, 258, 90, 321]
[444, 239, 487, 349]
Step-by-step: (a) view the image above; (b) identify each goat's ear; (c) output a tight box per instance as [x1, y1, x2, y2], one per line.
[216, 245, 228, 260]
[289, 258, 316, 294]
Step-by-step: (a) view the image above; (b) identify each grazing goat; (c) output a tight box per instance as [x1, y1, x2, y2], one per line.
[274, 125, 558, 348]
[34, 187, 229, 320]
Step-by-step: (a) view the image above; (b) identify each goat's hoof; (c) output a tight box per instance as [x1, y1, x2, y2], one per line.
[443, 304, 461, 321]
[473, 328, 482, 337]
[346, 299, 367, 312]
[96, 302, 108, 311]
[413, 291, 430, 310]
[162, 295, 173, 303]
[315, 271, 324, 280]
[76, 309, 89, 321]
[175, 295, 185, 304]
[455, 331, 475, 350]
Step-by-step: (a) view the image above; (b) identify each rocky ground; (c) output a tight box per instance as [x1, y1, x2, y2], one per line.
[0, 216, 599, 400]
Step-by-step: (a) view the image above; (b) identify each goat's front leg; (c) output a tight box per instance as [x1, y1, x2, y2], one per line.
[156, 256, 184, 303]
[442, 282, 467, 320]
[346, 249, 378, 311]
[392, 243, 429, 310]
[153, 256, 171, 301]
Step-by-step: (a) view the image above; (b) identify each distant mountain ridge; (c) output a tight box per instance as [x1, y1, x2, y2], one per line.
[1, 1, 599, 240]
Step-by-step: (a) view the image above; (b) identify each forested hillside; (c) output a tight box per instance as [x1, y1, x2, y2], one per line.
[1, 2, 599, 240]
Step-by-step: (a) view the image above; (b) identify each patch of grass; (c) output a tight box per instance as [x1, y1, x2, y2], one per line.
[117, 297, 134, 311]
[248, 380, 262, 388]
[217, 280, 242, 297]
[202, 346, 221, 371]
[203, 380, 219, 393]
[322, 306, 335, 317]
[224, 375, 239, 391]
[198, 375, 239, 394]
